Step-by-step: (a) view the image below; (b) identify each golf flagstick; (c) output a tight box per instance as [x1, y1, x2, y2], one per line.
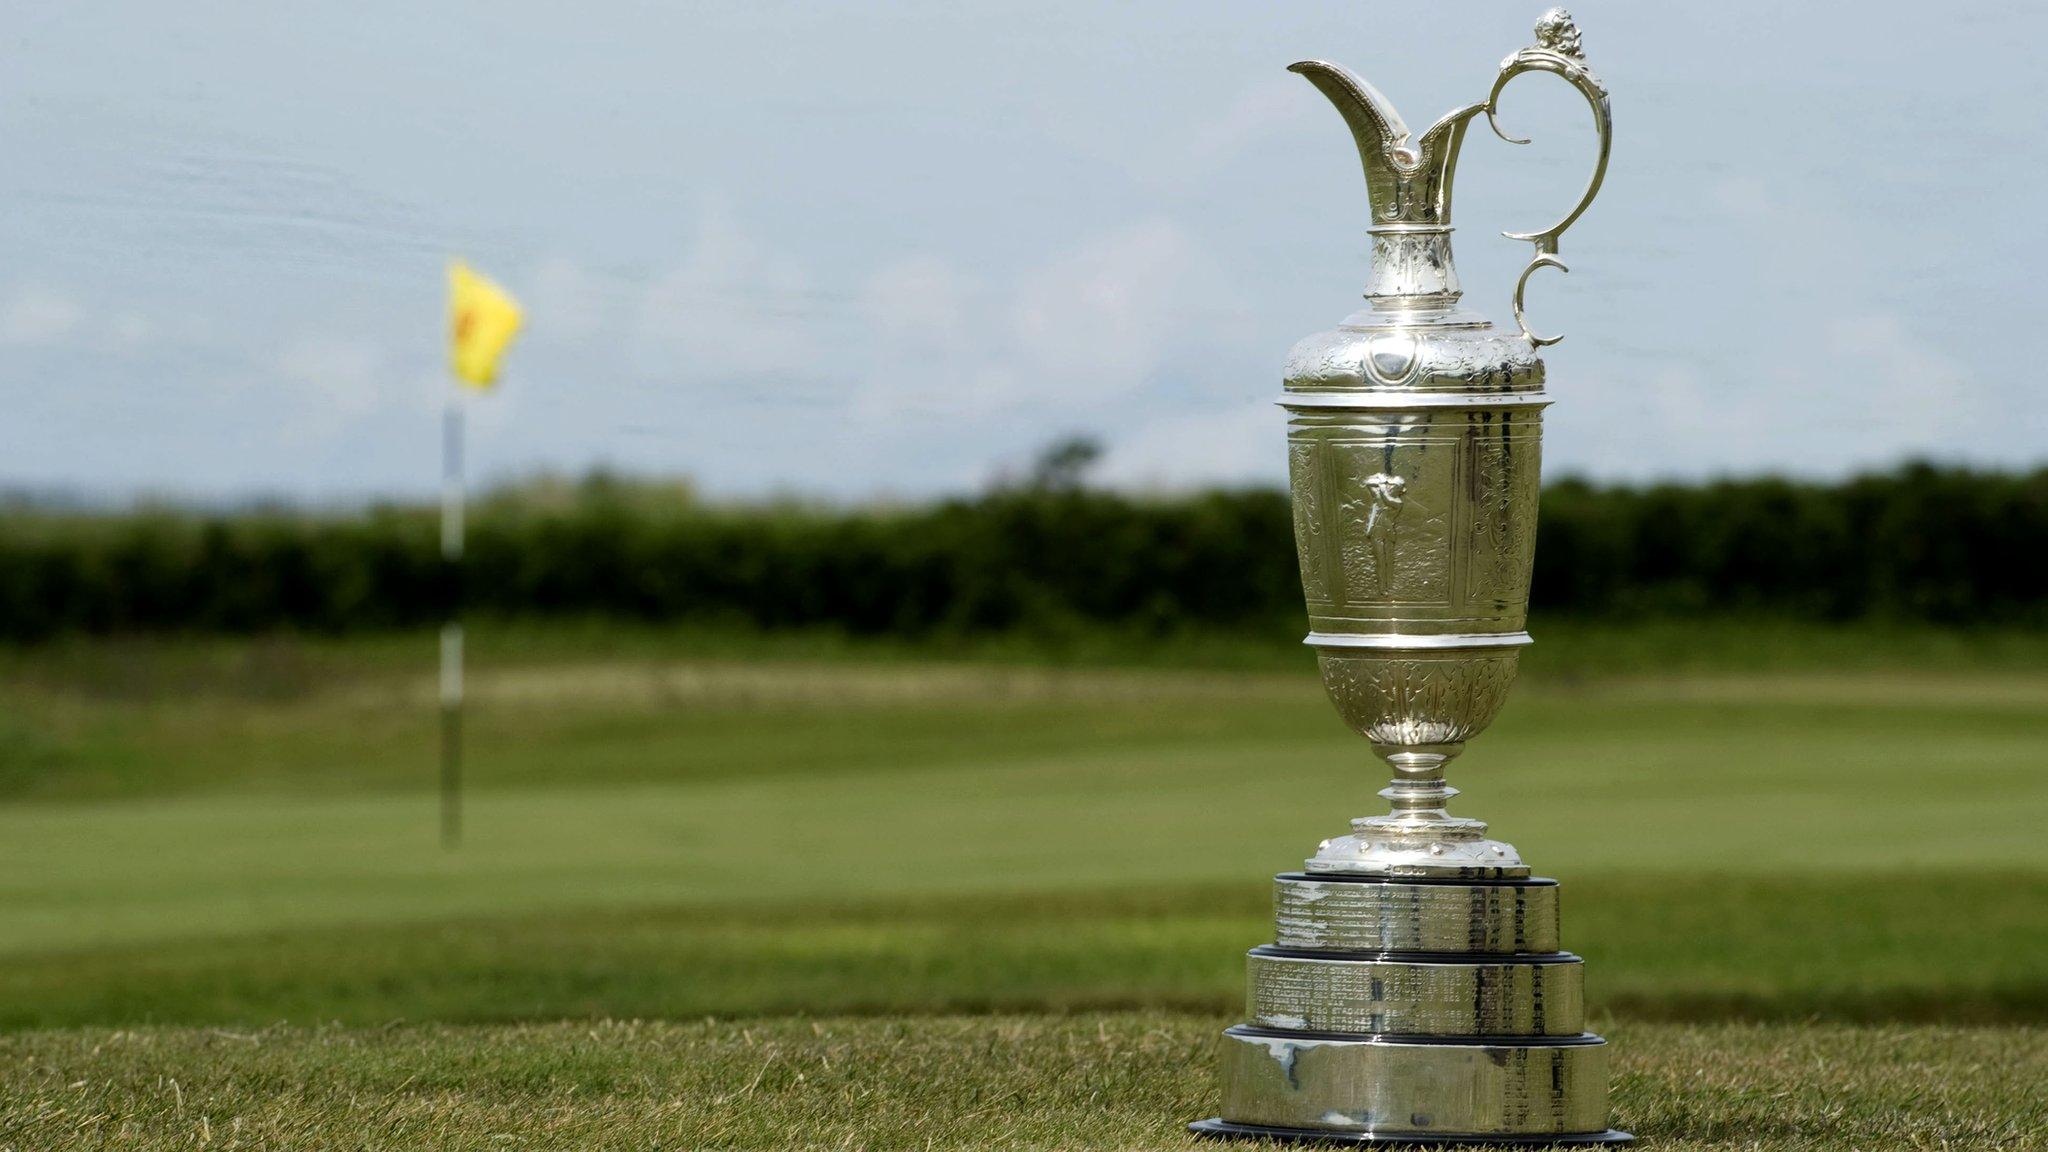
[442, 261, 523, 849]
[440, 392, 466, 848]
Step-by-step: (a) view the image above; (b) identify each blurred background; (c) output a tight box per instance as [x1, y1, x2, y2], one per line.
[0, 2, 2045, 1144]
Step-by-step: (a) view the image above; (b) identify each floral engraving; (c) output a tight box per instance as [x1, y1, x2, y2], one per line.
[1367, 233, 1460, 300]
[1465, 431, 1541, 612]
[1318, 652, 1521, 747]
[1289, 441, 1329, 604]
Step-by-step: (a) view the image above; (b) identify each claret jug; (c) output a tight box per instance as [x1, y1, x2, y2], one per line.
[1285, 5, 1609, 878]
[1193, 9, 1626, 1145]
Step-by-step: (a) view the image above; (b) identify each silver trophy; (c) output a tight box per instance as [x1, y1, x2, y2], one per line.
[1192, 9, 1625, 1146]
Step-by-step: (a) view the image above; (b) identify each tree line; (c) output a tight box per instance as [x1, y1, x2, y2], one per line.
[0, 462, 2039, 641]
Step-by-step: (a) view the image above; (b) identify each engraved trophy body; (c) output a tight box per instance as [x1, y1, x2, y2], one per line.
[1193, 10, 1628, 1145]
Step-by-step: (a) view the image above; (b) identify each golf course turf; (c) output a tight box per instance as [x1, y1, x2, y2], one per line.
[0, 623, 2042, 1148]
[5, 1017, 2045, 1150]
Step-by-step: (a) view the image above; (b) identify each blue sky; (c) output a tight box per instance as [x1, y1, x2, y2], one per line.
[2, 0, 2043, 500]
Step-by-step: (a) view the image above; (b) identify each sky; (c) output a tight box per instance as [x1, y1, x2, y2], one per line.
[2, 0, 2044, 502]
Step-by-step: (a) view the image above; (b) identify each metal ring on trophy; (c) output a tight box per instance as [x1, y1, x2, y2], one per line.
[1273, 876, 1562, 954]
[1279, 391, 1554, 410]
[1247, 948, 1587, 1036]
[1304, 631, 1534, 650]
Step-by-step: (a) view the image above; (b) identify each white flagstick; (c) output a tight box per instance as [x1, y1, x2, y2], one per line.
[439, 392, 466, 848]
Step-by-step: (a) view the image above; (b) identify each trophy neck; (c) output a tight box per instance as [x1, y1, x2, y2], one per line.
[1364, 224, 1463, 311]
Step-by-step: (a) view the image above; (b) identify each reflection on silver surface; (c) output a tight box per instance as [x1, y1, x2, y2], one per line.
[1272, 876, 1560, 954]
[1247, 949, 1585, 1036]
[1214, 1026, 1612, 1136]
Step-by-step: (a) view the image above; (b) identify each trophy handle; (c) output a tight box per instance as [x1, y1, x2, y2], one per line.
[1484, 8, 1611, 348]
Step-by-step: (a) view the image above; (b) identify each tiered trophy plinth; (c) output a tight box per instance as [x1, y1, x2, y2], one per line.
[1193, 775, 1629, 1143]
[1190, 834, 1629, 1146]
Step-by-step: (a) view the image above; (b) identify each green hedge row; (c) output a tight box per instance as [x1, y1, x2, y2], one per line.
[0, 463, 2040, 640]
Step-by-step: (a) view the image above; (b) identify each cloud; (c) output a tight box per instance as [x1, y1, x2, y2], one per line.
[635, 197, 822, 377]
[861, 255, 972, 350]
[846, 219, 1235, 428]
[851, 254, 1006, 419]
[1183, 77, 1314, 174]
[1822, 313, 1982, 444]
[0, 286, 83, 346]
[1711, 175, 1780, 220]
[595, 205, 1253, 490]
[109, 314, 158, 350]
[1095, 399, 1283, 490]
[274, 336, 405, 420]
[1008, 218, 1229, 400]
[1552, 361, 1733, 476]
[0, 288, 204, 357]
[526, 257, 608, 342]
[1558, 312, 1993, 481]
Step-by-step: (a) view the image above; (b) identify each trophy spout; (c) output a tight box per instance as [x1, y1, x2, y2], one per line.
[1289, 60, 1483, 231]
[1289, 61, 1484, 309]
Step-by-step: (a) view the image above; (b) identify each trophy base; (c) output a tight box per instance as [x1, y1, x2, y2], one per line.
[1196, 873, 1623, 1144]
[1189, 1119, 1633, 1147]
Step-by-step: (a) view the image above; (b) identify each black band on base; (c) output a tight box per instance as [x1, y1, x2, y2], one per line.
[1190, 1119, 1633, 1147]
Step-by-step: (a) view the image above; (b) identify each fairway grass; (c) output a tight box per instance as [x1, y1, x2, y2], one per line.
[0, 626, 2043, 1148]
[4, 1015, 2045, 1151]
[3, 875, 2045, 1032]
[2, 636, 2043, 957]
[0, 626, 2043, 1027]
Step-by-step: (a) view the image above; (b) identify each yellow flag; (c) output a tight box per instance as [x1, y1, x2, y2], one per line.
[448, 260, 524, 389]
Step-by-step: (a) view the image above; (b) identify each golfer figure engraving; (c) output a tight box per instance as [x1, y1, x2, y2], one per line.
[1191, 9, 1628, 1145]
[1357, 472, 1405, 594]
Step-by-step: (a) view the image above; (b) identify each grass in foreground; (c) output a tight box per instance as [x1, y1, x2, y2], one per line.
[3, 1014, 2045, 1151]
